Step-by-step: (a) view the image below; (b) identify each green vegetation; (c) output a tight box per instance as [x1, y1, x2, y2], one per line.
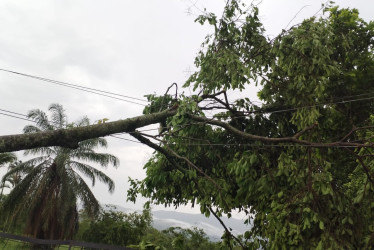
[128, 2, 374, 249]
[139, 226, 224, 250]
[1, 1, 374, 249]
[0, 239, 85, 250]
[0, 239, 28, 249]
[78, 206, 152, 246]
[76, 206, 225, 250]
[1, 206, 224, 249]
[0, 104, 119, 241]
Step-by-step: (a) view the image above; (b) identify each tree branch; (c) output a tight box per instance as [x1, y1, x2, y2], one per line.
[129, 131, 188, 174]
[131, 131, 243, 248]
[208, 207, 246, 249]
[188, 115, 374, 148]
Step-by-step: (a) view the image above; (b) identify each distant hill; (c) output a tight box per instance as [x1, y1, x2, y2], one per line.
[105, 204, 252, 241]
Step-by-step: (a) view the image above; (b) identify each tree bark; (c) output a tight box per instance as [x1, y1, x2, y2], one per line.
[0, 109, 176, 153]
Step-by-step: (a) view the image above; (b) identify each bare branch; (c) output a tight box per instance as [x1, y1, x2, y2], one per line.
[209, 207, 246, 249]
[159, 83, 178, 112]
[339, 126, 374, 142]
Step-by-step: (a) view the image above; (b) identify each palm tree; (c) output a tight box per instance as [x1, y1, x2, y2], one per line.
[0, 153, 16, 166]
[0, 153, 17, 199]
[0, 160, 23, 193]
[0, 104, 119, 240]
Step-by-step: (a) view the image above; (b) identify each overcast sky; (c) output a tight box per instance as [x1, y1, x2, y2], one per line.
[0, 0, 373, 215]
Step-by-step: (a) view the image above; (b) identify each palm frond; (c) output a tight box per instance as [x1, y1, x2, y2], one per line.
[0, 159, 44, 185]
[1, 163, 44, 214]
[77, 137, 108, 150]
[24, 147, 56, 157]
[7, 178, 17, 187]
[71, 152, 119, 168]
[68, 161, 96, 186]
[21, 156, 51, 168]
[0, 153, 16, 166]
[72, 172, 100, 216]
[1, 164, 26, 184]
[49, 103, 66, 129]
[28, 164, 59, 209]
[69, 161, 115, 192]
[59, 169, 79, 210]
[26, 109, 53, 131]
[23, 125, 41, 134]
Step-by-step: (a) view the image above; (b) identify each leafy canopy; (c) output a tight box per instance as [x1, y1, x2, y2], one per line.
[128, 1, 374, 249]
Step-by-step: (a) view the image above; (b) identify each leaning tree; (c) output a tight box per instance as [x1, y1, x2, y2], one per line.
[0, 1, 373, 249]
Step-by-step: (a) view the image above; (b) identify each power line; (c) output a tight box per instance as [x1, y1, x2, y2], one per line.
[109, 135, 142, 144]
[206, 94, 374, 119]
[0, 109, 29, 118]
[3, 68, 374, 115]
[2, 84, 374, 126]
[0, 112, 33, 122]
[1, 89, 371, 133]
[4, 68, 374, 114]
[236, 90, 374, 107]
[0, 68, 148, 106]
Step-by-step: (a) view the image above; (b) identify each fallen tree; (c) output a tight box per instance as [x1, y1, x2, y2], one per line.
[1, 1, 374, 249]
[0, 109, 176, 153]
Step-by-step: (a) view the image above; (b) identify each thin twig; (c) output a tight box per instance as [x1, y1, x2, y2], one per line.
[209, 207, 246, 249]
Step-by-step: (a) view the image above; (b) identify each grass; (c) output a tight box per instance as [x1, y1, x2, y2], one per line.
[0, 239, 84, 249]
[0, 239, 29, 249]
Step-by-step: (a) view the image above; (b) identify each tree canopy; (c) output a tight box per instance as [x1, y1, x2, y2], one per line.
[0, 1, 373, 249]
[127, 2, 374, 249]
[80, 205, 152, 247]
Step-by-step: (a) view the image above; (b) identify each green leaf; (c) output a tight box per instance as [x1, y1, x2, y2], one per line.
[278, 191, 283, 198]
[319, 221, 324, 230]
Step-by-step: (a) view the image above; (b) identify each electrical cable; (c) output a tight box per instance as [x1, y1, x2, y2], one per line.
[0, 68, 147, 106]
[4, 68, 374, 113]
[109, 135, 142, 144]
[205, 94, 374, 119]
[2, 88, 374, 148]
[0, 109, 29, 118]
[0, 112, 33, 122]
